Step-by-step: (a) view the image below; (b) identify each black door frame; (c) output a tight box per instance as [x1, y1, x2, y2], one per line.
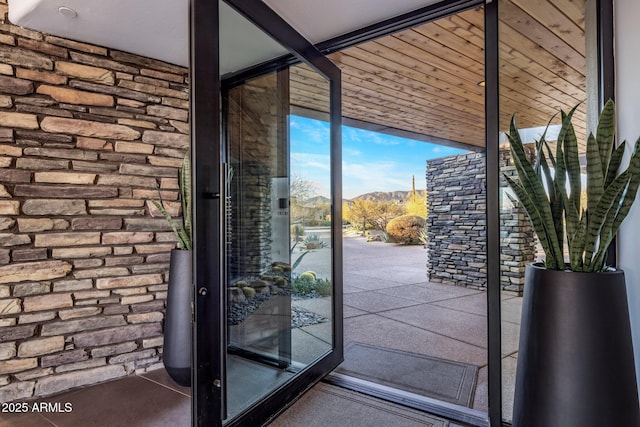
[190, 0, 342, 426]
[190, 0, 615, 425]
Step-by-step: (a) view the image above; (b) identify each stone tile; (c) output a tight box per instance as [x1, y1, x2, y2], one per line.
[345, 314, 487, 367]
[270, 382, 447, 427]
[432, 292, 488, 315]
[299, 321, 332, 344]
[353, 265, 430, 285]
[502, 356, 518, 424]
[342, 283, 367, 294]
[141, 368, 191, 396]
[380, 304, 488, 348]
[344, 291, 422, 313]
[42, 376, 190, 426]
[343, 305, 368, 318]
[343, 272, 402, 291]
[292, 297, 331, 319]
[501, 296, 523, 325]
[377, 283, 479, 304]
[501, 321, 520, 356]
[291, 329, 332, 365]
[0, 412, 54, 427]
[473, 365, 488, 412]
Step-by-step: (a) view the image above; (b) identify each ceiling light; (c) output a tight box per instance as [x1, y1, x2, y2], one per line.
[58, 6, 77, 18]
[477, 81, 486, 87]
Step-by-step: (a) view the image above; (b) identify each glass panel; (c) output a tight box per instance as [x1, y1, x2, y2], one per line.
[221, 10, 333, 422]
[498, 0, 587, 422]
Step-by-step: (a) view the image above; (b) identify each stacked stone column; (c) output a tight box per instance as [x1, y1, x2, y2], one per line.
[427, 149, 536, 293]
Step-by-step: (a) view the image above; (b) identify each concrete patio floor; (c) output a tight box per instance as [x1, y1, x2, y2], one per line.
[1, 232, 522, 426]
[337, 232, 523, 419]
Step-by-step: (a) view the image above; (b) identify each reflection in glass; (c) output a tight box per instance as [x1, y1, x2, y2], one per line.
[221, 24, 333, 421]
[498, 0, 587, 422]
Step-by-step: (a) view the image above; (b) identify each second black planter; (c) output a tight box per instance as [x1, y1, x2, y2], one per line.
[163, 249, 192, 387]
[513, 263, 640, 427]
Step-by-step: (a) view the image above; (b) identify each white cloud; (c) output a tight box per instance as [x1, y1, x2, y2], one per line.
[342, 160, 414, 198]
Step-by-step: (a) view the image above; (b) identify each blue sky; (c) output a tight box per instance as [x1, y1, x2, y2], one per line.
[290, 115, 468, 199]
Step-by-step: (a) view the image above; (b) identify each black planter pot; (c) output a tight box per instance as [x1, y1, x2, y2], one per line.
[163, 249, 192, 387]
[513, 263, 640, 427]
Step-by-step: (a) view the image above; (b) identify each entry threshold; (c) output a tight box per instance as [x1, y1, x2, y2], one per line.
[324, 372, 490, 427]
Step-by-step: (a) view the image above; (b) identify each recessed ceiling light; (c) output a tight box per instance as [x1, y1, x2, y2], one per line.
[58, 6, 77, 18]
[477, 81, 486, 87]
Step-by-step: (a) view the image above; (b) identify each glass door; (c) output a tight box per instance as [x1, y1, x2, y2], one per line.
[191, 1, 342, 426]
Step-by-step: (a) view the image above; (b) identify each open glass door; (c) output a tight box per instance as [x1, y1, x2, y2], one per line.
[191, 1, 342, 426]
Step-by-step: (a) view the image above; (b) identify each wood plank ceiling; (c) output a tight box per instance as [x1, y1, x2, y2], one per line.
[289, 0, 587, 151]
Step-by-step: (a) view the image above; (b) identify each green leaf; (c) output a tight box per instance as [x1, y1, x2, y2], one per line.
[596, 99, 616, 180]
[151, 199, 188, 250]
[180, 152, 192, 250]
[562, 113, 581, 230]
[507, 114, 565, 268]
[583, 170, 630, 270]
[605, 141, 626, 187]
[611, 138, 640, 235]
[586, 132, 604, 218]
[534, 112, 558, 175]
[504, 175, 561, 269]
[148, 150, 191, 251]
[569, 210, 587, 271]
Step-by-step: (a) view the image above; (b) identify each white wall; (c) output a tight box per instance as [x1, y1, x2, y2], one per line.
[614, 0, 640, 389]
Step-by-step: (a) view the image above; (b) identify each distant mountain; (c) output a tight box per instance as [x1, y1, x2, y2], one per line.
[305, 195, 331, 205]
[349, 190, 413, 203]
[305, 190, 427, 204]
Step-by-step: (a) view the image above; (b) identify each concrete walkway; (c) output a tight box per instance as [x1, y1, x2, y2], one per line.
[273, 231, 523, 425]
[342, 234, 489, 411]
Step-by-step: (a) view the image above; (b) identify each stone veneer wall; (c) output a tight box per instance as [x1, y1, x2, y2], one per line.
[499, 148, 537, 292]
[426, 150, 536, 292]
[427, 152, 488, 288]
[0, 1, 189, 402]
[226, 72, 285, 278]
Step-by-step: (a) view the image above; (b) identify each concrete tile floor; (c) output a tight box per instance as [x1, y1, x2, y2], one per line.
[1, 233, 522, 426]
[339, 234, 522, 420]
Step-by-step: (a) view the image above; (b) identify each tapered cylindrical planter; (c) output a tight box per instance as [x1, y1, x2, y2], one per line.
[163, 249, 192, 387]
[513, 263, 640, 427]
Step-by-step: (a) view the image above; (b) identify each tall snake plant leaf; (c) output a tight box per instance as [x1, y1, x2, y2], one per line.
[151, 198, 189, 250]
[569, 210, 588, 271]
[179, 153, 192, 248]
[586, 132, 604, 221]
[596, 99, 616, 180]
[534, 113, 558, 175]
[611, 138, 640, 233]
[504, 100, 640, 272]
[150, 151, 191, 250]
[562, 113, 582, 223]
[508, 116, 564, 269]
[606, 141, 627, 187]
[583, 170, 630, 271]
[504, 175, 562, 270]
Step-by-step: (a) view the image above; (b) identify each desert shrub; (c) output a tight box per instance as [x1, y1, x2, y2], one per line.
[242, 287, 256, 298]
[299, 272, 316, 282]
[386, 215, 426, 245]
[291, 223, 305, 241]
[276, 277, 288, 287]
[303, 234, 326, 249]
[292, 276, 314, 295]
[315, 279, 332, 296]
[235, 280, 248, 288]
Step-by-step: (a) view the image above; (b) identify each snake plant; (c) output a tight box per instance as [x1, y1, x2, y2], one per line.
[151, 152, 192, 250]
[505, 100, 640, 272]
